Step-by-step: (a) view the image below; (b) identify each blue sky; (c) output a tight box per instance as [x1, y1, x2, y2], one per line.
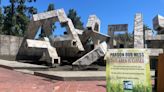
[1, 0, 164, 35]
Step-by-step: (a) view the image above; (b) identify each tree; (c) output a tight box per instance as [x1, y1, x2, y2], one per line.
[0, 7, 3, 33]
[39, 3, 55, 39]
[47, 3, 55, 11]
[47, 3, 56, 31]
[67, 9, 84, 30]
[115, 33, 133, 48]
[143, 24, 151, 31]
[2, 0, 37, 36]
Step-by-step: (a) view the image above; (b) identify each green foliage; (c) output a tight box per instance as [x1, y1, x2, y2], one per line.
[0, 7, 3, 33]
[47, 3, 55, 11]
[107, 83, 152, 92]
[143, 24, 154, 34]
[133, 85, 152, 92]
[143, 24, 151, 31]
[47, 3, 56, 31]
[0, 2, 84, 37]
[110, 83, 123, 92]
[67, 9, 84, 30]
[2, 0, 37, 36]
[38, 3, 56, 39]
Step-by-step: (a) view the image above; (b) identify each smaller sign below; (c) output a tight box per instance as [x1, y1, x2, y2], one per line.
[105, 49, 152, 92]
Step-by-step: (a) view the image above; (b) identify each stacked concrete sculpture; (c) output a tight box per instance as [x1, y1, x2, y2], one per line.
[134, 13, 144, 48]
[133, 13, 163, 56]
[22, 8, 110, 67]
[81, 15, 109, 49]
[108, 24, 128, 48]
[28, 9, 84, 51]
[86, 15, 100, 32]
[145, 14, 164, 56]
[73, 42, 107, 66]
[26, 39, 60, 64]
[144, 15, 164, 52]
[153, 15, 164, 34]
[24, 9, 88, 65]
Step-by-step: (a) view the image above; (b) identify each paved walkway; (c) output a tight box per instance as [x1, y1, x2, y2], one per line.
[54, 81, 106, 92]
[0, 68, 106, 92]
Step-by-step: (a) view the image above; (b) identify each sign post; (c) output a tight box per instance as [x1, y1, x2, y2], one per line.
[105, 49, 152, 92]
[157, 54, 164, 92]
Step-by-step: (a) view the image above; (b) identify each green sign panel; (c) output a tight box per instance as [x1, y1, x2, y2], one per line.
[105, 49, 152, 92]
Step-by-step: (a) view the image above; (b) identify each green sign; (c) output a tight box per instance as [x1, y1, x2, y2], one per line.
[104, 49, 152, 92]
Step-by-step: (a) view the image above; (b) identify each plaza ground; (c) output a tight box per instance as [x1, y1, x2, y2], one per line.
[0, 67, 106, 92]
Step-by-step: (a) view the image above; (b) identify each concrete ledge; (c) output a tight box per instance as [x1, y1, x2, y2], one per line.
[14, 69, 34, 75]
[34, 71, 106, 81]
[0, 59, 48, 70]
[147, 49, 163, 56]
[34, 70, 156, 81]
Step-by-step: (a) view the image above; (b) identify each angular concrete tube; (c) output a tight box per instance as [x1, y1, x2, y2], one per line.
[26, 9, 84, 52]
